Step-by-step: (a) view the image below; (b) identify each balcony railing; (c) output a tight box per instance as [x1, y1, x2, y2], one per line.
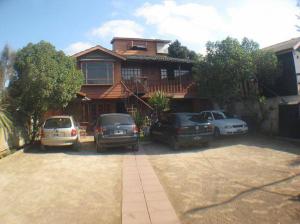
[123, 75, 193, 94]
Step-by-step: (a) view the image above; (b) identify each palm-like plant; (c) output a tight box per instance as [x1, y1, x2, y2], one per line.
[148, 91, 170, 112]
[0, 101, 12, 134]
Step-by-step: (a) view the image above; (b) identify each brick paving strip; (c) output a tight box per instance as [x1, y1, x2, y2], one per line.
[122, 146, 181, 224]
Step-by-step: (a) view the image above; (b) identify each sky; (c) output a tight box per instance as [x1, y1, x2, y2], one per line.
[0, 0, 299, 55]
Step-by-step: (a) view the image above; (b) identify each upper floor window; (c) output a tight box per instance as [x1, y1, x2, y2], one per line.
[128, 41, 147, 51]
[174, 70, 190, 77]
[161, 69, 168, 79]
[81, 61, 113, 85]
[122, 68, 141, 80]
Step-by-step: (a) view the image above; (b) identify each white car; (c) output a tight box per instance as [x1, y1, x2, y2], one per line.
[199, 111, 248, 137]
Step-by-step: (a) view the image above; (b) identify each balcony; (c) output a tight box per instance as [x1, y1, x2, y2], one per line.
[122, 75, 194, 95]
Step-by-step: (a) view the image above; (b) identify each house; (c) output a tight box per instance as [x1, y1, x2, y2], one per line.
[263, 37, 300, 96]
[72, 37, 211, 125]
[261, 38, 300, 138]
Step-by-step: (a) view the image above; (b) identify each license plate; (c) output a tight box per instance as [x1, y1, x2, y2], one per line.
[194, 136, 202, 140]
[114, 130, 124, 135]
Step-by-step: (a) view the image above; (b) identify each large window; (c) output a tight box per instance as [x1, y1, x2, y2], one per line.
[121, 68, 141, 80]
[174, 69, 190, 77]
[81, 61, 113, 85]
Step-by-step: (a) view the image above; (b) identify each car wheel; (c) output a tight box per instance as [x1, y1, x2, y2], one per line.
[202, 141, 210, 147]
[132, 144, 139, 151]
[72, 139, 80, 151]
[96, 140, 104, 153]
[214, 128, 221, 138]
[94, 135, 96, 144]
[40, 145, 46, 151]
[171, 137, 179, 150]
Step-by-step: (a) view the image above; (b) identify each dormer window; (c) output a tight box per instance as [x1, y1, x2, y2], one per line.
[128, 41, 147, 51]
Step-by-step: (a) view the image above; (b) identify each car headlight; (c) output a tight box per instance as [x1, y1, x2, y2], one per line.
[224, 125, 232, 129]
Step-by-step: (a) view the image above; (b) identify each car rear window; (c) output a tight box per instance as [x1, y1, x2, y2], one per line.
[177, 114, 206, 125]
[44, 118, 72, 129]
[100, 114, 133, 126]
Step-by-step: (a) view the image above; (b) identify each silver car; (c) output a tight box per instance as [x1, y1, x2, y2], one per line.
[40, 116, 80, 150]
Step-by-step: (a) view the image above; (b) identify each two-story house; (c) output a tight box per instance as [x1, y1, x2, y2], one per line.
[262, 37, 300, 138]
[72, 37, 211, 125]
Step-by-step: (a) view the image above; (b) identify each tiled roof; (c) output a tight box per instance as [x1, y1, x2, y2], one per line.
[111, 37, 170, 44]
[72, 45, 126, 60]
[80, 83, 125, 99]
[262, 37, 300, 53]
[124, 55, 194, 63]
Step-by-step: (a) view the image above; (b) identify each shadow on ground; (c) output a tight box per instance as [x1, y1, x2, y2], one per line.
[23, 135, 300, 157]
[144, 135, 300, 156]
[24, 140, 135, 156]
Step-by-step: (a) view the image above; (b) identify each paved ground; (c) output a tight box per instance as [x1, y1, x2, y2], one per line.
[0, 137, 123, 224]
[122, 149, 180, 224]
[0, 135, 299, 224]
[144, 136, 300, 224]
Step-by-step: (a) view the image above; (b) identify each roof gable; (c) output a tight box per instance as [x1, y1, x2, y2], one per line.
[72, 45, 125, 60]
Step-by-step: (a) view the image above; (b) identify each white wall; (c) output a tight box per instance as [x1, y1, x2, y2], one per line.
[292, 50, 300, 75]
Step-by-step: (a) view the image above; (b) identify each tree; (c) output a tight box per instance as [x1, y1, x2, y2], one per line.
[0, 44, 16, 91]
[168, 40, 199, 61]
[9, 41, 83, 142]
[149, 91, 170, 113]
[194, 37, 279, 108]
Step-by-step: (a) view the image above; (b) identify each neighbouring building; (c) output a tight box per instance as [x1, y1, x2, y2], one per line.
[256, 38, 300, 138]
[71, 37, 212, 127]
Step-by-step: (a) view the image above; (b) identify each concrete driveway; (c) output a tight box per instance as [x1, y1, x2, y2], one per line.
[144, 136, 300, 224]
[0, 135, 299, 224]
[0, 137, 123, 224]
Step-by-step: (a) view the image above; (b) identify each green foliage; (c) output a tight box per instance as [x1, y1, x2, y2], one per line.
[168, 40, 200, 61]
[0, 98, 12, 135]
[133, 111, 144, 130]
[9, 41, 83, 141]
[193, 37, 279, 107]
[0, 45, 16, 91]
[148, 91, 170, 112]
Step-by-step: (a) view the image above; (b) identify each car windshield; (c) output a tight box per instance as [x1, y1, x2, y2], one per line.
[212, 112, 225, 120]
[223, 112, 235, 119]
[44, 118, 72, 129]
[100, 114, 133, 126]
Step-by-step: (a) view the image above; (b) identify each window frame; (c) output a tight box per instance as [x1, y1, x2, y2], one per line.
[81, 61, 114, 85]
[121, 67, 141, 80]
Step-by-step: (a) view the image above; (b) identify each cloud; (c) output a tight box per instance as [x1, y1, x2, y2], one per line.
[136, 1, 224, 52]
[90, 20, 144, 38]
[64, 41, 94, 55]
[136, 0, 299, 53]
[225, 0, 298, 48]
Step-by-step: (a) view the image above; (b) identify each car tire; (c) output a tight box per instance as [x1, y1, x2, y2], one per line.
[214, 128, 221, 138]
[132, 144, 139, 151]
[96, 140, 104, 153]
[171, 137, 179, 150]
[40, 144, 46, 151]
[72, 140, 80, 151]
[202, 141, 210, 147]
[94, 136, 96, 144]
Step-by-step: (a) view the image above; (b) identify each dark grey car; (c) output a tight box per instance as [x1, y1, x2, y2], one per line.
[94, 113, 139, 152]
[150, 113, 214, 150]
